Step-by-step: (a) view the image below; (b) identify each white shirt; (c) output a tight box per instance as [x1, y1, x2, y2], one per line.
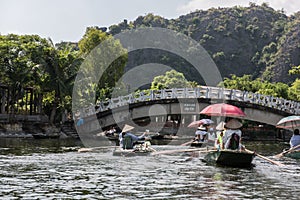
[224, 129, 242, 144]
[195, 130, 207, 141]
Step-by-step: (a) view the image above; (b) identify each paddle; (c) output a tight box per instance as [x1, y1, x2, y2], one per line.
[180, 139, 207, 146]
[78, 146, 118, 153]
[151, 148, 215, 155]
[180, 140, 194, 146]
[274, 144, 300, 158]
[244, 148, 284, 166]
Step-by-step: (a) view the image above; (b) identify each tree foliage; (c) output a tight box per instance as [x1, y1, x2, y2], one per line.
[289, 65, 300, 75]
[220, 74, 292, 100]
[151, 70, 196, 90]
[78, 27, 128, 102]
[0, 34, 82, 123]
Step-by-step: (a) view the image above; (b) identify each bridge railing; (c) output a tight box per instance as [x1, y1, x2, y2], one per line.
[78, 86, 300, 117]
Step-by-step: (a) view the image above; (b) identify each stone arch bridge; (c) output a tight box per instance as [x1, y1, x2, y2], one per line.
[77, 86, 300, 134]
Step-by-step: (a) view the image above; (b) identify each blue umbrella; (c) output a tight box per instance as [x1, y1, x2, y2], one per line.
[187, 119, 214, 128]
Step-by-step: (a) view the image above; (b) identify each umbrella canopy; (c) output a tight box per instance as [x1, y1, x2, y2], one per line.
[187, 119, 214, 128]
[276, 115, 300, 129]
[200, 103, 246, 117]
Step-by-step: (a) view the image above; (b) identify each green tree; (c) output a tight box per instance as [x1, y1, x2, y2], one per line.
[0, 34, 54, 114]
[289, 65, 300, 75]
[78, 27, 127, 102]
[288, 79, 300, 101]
[33, 39, 82, 123]
[151, 70, 195, 90]
[220, 74, 289, 99]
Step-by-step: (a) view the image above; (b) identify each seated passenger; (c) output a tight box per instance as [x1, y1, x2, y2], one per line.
[119, 124, 147, 150]
[215, 121, 226, 150]
[195, 125, 208, 142]
[290, 129, 300, 150]
[223, 119, 243, 150]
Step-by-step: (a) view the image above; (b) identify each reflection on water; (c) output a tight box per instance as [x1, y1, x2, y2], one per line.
[0, 139, 299, 199]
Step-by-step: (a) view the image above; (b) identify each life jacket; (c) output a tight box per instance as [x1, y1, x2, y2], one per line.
[122, 134, 133, 149]
[227, 133, 240, 150]
[217, 131, 224, 149]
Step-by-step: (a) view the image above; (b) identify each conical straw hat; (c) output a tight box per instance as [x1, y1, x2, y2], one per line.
[122, 124, 135, 132]
[225, 119, 242, 129]
[216, 121, 226, 131]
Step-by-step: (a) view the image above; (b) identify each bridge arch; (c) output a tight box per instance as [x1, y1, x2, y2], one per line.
[78, 86, 300, 134]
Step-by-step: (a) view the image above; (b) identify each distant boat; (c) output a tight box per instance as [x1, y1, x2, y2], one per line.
[204, 150, 255, 168]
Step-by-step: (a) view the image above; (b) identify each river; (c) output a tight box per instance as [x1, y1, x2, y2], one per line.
[0, 138, 299, 199]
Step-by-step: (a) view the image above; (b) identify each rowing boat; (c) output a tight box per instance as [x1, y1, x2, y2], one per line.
[113, 149, 152, 156]
[284, 151, 300, 159]
[113, 142, 155, 157]
[190, 141, 205, 147]
[204, 149, 255, 168]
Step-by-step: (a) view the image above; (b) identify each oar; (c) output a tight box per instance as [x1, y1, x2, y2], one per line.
[180, 140, 207, 146]
[180, 140, 194, 146]
[151, 148, 215, 155]
[78, 146, 118, 153]
[274, 144, 300, 158]
[244, 148, 284, 166]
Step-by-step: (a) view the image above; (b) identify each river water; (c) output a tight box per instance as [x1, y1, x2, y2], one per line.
[0, 138, 299, 200]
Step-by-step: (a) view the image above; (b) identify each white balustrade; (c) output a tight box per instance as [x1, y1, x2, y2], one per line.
[87, 86, 300, 115]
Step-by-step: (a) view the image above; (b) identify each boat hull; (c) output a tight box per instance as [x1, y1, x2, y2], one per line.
[113, 149, 152, 157]
[285, 151, 300, 159]
[204, 150, 255, 168]
[190, 141, 205, 148]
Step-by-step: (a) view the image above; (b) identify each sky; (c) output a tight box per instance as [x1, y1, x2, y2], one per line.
[1, 0, 300, 43]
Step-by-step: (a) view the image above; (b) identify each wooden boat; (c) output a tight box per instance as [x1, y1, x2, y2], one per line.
[284, 151, 300, 159]
[204, 149, 255, 168]
[190, 141, 206, 147]
[112, 149, 153, 157]
[113, 142, 155, 157]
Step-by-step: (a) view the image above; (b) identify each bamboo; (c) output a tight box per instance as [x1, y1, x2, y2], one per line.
[78, 146, 118, 153]
[245, 148, 284, 166]
[274, 144, 300, 158]
[151, 148, 215, 155]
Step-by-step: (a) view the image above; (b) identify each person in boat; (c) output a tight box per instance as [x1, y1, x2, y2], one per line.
[119, 124, 147, 150]
[194, 124, 208, 142]
[106, 126, 117, 137]
[223, 119, 243, 150]
[207, 126, 216, 143]
[215, 121, 226, 150]
[74, 111, 84, 127]
[289, 129, 300, 150]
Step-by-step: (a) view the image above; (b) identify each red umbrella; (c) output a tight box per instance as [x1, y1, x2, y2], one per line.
[200, 103, 246, 117]
[188, 119, 214, 128]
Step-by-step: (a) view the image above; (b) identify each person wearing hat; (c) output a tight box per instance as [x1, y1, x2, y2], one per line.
[119, 124, 148, 150]
[194, 124, 209, 142]
[223, 119, 243, 150]
[214, 121, 226, 150]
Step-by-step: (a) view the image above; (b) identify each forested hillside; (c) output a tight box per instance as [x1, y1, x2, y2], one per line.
[1, 3, 300, 123]
[108, 3, 300, 84]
